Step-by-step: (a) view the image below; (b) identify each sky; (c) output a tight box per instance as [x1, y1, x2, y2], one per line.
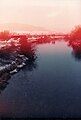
[0, 0, 81, 32]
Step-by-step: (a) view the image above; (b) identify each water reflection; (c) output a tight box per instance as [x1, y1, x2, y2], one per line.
[36, 36, 81, 61]
[69, 40, 81, 60]
[72, 51, 81, 60]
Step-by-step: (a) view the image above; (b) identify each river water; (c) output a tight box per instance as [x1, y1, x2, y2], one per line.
[0, 39, 81, 118]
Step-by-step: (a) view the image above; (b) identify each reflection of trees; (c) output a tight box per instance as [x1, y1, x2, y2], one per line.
[68, 39, 81, 60]
[72, 51, 81, 60]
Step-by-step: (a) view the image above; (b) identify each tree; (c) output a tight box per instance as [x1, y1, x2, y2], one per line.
[0, 30, 10, 40]
[70, 25, 81, 40]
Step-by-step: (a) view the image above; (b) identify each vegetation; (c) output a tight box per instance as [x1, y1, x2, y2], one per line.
[0, 30, 10, 40]
[70, 25, 81, 40]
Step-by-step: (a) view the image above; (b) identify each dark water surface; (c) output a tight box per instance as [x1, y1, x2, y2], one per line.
[0, 40, 81, 118]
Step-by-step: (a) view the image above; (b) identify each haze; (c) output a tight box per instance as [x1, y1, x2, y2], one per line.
[0, 0, 81, 32]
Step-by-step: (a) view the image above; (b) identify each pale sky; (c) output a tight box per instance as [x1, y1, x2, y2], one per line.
[0, 0, 81, 32]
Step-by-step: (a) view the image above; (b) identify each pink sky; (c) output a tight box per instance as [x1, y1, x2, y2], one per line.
[0, 0, 81, 32]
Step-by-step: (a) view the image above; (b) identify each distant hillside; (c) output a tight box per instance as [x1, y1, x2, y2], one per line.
[0, 23, 48, 32]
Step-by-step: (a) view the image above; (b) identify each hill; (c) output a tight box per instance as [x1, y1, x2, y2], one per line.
[0, 23, 48, 32]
